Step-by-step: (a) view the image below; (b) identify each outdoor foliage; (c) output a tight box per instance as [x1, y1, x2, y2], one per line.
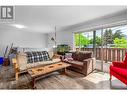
[103, 29, 113, 45]
[75, 29, 127, 48]
[89, 36, 102, 46]
[75, 33, 90, 47]
[57, 44, 70, 55]
[103, 29, 125, 45]
[113, 30, 124, 39]
[113, 37, 127, 48]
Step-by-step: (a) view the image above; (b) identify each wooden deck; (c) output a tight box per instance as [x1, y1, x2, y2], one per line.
[0, 64, 127, 89]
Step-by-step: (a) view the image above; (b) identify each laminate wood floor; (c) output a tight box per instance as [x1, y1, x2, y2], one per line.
[0, 65, 127, 89]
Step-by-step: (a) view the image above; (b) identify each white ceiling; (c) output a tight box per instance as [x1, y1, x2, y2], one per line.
[1, 6, 127, 33]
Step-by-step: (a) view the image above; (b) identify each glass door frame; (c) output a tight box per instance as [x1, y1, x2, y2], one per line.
[93, 29, 104, 72]
[73, 30, 105, 72]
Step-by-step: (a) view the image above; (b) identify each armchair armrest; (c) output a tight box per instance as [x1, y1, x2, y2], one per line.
[83, 58, 93, 62]
[112, 61, 127, 69]
[12, 58, 20, 80]
[113, 61, 123, 64]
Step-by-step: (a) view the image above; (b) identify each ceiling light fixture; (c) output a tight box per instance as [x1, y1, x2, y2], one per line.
[11, 24, 26, 29]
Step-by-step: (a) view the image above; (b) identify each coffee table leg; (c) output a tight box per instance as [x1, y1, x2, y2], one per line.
[63, 68, 66, 74]
[31, 78, 36, 89]
[60, 68, 67, 75]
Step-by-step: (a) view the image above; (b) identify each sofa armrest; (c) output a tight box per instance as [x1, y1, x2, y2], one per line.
[83, 58, 96, 64]
[82, 57, 96, 75]
[112, 61, 127, 69]
[83, 58, 96, 67]
[52, 54, 62, 59]
[83, 58, 93, 62]
[12, 58, 20, 80]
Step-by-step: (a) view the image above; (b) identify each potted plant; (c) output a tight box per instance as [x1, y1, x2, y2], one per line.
[57, 44, 70, 55]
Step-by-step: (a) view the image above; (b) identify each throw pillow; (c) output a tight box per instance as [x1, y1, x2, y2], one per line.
[25, 51, 50, 63]
[64, 53, 73, 62]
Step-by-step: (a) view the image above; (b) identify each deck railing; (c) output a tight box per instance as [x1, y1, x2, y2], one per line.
[80, 48, 127, 62]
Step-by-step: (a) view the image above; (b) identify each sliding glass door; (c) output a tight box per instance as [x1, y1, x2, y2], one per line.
[95, 25, 127, 72]
[101, 25, 127, 72]
[74, 24, 127, 73]
[74, 31, 103, 71]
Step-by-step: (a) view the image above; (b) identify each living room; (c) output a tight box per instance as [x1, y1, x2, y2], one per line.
[0, 1, 127, 94]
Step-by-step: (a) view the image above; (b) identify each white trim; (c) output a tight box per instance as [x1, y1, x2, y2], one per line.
[74, 20, 127, 33]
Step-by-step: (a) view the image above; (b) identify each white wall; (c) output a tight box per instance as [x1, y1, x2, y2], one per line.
[47, 32, 56, 48]
[56, 31, 74, 49]
[47, 31, 74, 50]
[0, 27, 48, 56]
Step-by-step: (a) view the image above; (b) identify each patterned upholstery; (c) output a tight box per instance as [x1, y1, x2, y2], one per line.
[25, 51, 50, 63]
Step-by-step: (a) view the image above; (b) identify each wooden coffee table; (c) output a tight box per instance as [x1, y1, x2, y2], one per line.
[28, 62, 71, 89]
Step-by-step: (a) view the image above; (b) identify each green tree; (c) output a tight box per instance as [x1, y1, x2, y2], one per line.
[75, 33, 80, 46]
[103, 29, 125, 45]
[96, 36, 102, 46]
[75, 33, 90, 47]
[103, 29, 113, 45]
[75, 29, 126, 48]
[89, 36, 102, 46]
[114, 37, 127, 48]
[113, 30, 124, 40]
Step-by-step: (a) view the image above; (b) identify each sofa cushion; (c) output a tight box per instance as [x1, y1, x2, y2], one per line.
[72, 52, 79, 60]
[110, 66, 127, 79]
[48, 50, 54, 59]
[16, 53, 27, 71]
[16, 51, 61, 71]
[25, 51, 50, 63]
[26, 58, 61, 69]
[78, 52, 92, 61]
[67, 60, 83, 70]
[72, 51, 92, 61]
[51, 58, 61, 63]
[67, 60, 83, 66]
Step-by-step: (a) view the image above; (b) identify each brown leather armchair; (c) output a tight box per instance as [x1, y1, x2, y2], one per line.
[62, 51, 96, 76]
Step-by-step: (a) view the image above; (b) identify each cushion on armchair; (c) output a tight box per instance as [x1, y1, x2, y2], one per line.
[110, 52, 127, 85]
[110, 66, 127, 79]
[68, 51, 95, 75]
[72, 51, 92, 61]
[112, 61, 127, 69]
[78, 52, 92, 61]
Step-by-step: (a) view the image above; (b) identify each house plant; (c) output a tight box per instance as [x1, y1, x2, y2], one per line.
[57, 44, 70, 55]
